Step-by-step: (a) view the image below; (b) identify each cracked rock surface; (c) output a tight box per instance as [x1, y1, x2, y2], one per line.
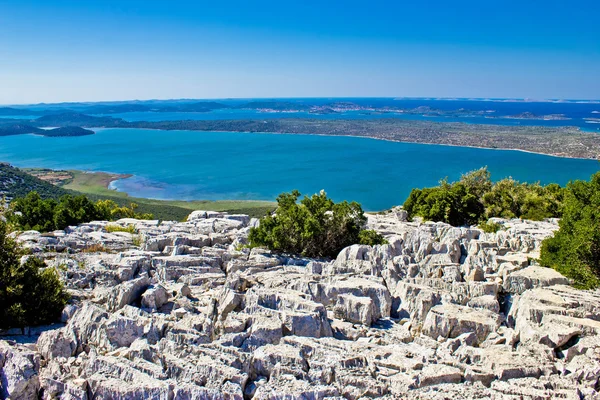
[1, 210, 600, 399]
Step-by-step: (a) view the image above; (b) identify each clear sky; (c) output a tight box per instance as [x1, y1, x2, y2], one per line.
[1, 0, 599, 104]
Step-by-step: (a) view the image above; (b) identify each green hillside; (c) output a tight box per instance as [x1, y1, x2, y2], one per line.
[0, 164, 275, 221]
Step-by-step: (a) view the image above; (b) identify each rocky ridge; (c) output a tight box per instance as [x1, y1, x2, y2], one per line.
[1, 209, 600, 399]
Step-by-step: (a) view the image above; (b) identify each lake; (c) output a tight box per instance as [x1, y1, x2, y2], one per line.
[0, 128, 598, 210]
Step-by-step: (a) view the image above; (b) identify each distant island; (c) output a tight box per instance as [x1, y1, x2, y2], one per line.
[0, 123, 94, 137]
[0, 99, 585, 119]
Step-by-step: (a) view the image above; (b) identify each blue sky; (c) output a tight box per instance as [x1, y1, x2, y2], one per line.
[1, 0, 599, 103]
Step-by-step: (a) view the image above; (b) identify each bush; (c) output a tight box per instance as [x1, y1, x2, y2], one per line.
[358, 229, 388, 246]
[0, 222, 69, 329]
[8, 192, 153, 232]
[482, 179, 564, 221]
[95, 199, 153, 220]
[479, 220, 503, 233]
[404, 167, 565, 226]
[248, 190, 385, 258]
[540, 172, 600, 289]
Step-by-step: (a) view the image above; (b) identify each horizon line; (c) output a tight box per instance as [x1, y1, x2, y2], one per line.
[3, 96, 600, 107]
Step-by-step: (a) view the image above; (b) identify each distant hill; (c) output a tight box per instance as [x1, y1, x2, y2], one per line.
[163, 102, 230, 112]
[0, 124, 43, 136]
[234, 101, 311, 111]
[81, 101, 229, 114]
[42, 126, 95, 137]
[0, 107, 39, 116]
[34, 112, 124, 127]
[0, 163, 71, 201]
[0, 124, 95, 137]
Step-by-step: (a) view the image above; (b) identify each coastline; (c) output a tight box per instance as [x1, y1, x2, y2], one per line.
[94, 127, 599, 161]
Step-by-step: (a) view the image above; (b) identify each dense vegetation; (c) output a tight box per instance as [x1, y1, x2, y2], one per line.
[0, 221, 69, 329]
[0, 162, 71, 200]
[540, 172, 600, 289]
[248, 190, 386, 258]
[7, 192, 152, 232]
[403, 168, 565, 226]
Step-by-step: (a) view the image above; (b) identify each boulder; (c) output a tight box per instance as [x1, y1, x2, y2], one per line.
[104, 276, 150, 312]
[333, 294, 375, 326]
[37, 329, 76, 360]
[503, 265, 570, 294]
[0, 341, 40, 400]
[141, 285, 169, 310]
[422, 303, 504, 344]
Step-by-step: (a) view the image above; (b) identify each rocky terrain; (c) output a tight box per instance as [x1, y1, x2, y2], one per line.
[1, 209, 600, 399]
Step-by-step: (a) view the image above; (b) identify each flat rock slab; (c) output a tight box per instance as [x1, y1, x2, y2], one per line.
[503, 265, 569, 294]
[422, 303, 504, 344]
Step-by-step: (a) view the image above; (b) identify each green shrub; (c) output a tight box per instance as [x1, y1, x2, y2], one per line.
[95, 199, 153, 220]
[482, 179, 564, 221]
[248, 190, 385, 258]
[0, 222, 69, 329]
[404, 167, 565, 226]
[8, 192, 153, 232]
[403, 170, 486, 226]
[540, 172, 600, 289]
[358, 229, 388, 246]
[8, 191, 57, 232]
[479, 220, 503, 233]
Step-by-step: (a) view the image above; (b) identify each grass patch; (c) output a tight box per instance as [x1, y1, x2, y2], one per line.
[81, 243, 109, 253]
[105, 224, 137, 234]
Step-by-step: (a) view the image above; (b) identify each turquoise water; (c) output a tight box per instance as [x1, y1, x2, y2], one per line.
[0, 128, 597, 210]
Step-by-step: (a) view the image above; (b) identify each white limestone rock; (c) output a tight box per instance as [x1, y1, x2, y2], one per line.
[422, 303, 504, 344]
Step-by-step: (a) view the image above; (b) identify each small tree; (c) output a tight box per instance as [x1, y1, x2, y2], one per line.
[540, 173, 600, 289]
[248, 190, 385, 258]
[0, 222, 69, 329]
[53, 194, 101, 229]
[403, 179, 483, 226]
[9, 191, 56, 231]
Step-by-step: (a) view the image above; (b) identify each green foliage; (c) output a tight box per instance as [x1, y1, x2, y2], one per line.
[479, 220, 503, 233]
[8, 192, 57, 231]
[248, 190, 385, 258]
[403, 174, 484, 226]
[358, 229, 388, 246]
[105, 224, 137, 234]
[53, 194, 102, 230]
[482, 179, 564, 221]
[540, 172, 600, 289]
[8, 192, 153, 232]
[95, 199, 153, 220]
[0, 222, 69, 329]
[404, 167, 565, 226]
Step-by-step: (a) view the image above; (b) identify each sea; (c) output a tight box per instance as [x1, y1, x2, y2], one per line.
[0, 127, 597, 211]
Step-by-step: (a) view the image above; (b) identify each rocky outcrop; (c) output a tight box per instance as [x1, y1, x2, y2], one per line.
[2, 211, 599, 399]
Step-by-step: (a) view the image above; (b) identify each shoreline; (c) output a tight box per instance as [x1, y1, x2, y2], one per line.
[93, 127, 600, 161]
